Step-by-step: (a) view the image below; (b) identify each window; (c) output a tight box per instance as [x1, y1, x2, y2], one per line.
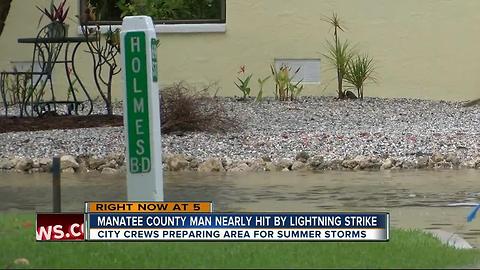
[79, 0, 226, 25]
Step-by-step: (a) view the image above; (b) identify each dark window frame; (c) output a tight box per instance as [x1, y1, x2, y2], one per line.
[79, 0, 226, 25]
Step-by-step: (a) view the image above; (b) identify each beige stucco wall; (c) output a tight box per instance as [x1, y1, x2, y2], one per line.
[1, 0, 480, 101]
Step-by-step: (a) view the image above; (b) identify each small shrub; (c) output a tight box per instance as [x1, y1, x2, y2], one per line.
[160, 82, 238, 134]
[1, 71, 39, 117]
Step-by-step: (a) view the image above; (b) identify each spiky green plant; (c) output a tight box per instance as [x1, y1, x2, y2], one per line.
[344, 54, 376, 100]
[323, 39, 355, 99]
[321, 13, 357, 99]
[321, 12, 344, 46]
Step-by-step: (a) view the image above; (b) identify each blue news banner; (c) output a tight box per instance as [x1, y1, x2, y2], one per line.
[86, 213, 389, 241]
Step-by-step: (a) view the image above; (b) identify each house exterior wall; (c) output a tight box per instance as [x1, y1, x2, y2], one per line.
[1, 0, 480, 101]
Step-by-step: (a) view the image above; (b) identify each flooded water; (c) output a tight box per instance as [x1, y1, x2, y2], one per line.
[1, 170, 480, 246]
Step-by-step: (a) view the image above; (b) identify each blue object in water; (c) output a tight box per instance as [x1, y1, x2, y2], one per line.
[467, 204, 480, 223]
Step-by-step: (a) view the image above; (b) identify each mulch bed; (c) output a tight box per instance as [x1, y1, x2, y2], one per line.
[0, 114, 124, 133]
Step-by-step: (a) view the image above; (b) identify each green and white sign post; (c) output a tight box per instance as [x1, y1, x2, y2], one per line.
[120, 16, 163, 201]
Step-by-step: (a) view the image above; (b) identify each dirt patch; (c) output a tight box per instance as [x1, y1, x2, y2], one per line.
[0, 114, 124, 133]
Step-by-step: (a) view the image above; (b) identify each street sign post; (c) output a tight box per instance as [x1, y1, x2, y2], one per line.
[120, 16, 163, 201]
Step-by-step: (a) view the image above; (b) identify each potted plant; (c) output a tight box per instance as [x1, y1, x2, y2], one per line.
[37, 0, 70, 38]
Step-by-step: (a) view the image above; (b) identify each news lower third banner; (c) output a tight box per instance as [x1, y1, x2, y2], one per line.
[36, 202, 389, 242]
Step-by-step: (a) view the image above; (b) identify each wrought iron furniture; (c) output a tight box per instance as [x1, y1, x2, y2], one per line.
[0, 22, 95, 117]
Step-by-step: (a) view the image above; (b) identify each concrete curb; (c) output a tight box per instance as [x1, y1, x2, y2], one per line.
[425, 229, 474, 249]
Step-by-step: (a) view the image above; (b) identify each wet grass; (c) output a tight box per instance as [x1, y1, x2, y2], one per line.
[1, 213, 479, 269]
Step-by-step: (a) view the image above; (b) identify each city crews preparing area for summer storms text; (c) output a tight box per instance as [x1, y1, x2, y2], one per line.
[93, 228, 369, 240]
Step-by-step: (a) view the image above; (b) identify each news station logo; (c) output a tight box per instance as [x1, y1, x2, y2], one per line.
[36, 213, 85, 241]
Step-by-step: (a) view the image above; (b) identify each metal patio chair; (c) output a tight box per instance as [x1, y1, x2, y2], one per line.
[0, 22, 66, 117]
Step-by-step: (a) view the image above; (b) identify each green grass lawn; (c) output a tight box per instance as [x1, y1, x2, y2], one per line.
[1, 213, 479, 269]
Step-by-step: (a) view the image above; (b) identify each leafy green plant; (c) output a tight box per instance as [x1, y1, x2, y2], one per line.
[344, 54, 376, 100]
[289, 79, 304, 100]
[270, 64, 303, 101]
[256, 76, 271, 102]
[85, 0, 121, 21]
[235, 75, 252, 100]
[234, 65, 253, 100]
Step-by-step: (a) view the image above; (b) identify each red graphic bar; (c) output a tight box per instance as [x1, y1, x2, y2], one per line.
[36, 213, 85, 241]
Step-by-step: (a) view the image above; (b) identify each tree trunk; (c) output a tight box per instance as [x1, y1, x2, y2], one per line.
[0, 0, 13, 37]
[106, 69, 113, 115]
[337, 71, 344, 99]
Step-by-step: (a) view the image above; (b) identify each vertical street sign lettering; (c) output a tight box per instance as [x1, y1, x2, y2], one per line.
[125, 32, 151, 174]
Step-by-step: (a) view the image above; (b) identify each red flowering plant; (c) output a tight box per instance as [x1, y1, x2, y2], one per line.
[37, 0, 70, 27]
[234, 65, 253, 100]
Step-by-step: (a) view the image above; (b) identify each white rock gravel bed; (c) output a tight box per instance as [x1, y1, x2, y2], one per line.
[0, 97, 479, 174]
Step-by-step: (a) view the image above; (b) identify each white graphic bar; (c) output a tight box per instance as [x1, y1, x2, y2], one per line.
[88, 228, 388, 241]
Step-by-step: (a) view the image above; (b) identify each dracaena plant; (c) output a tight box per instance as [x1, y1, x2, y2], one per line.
[235, 65, 253, 100]
[323, 39, 355, 100]
[37, 0, 70, 26]
[321, 13, 356, 99]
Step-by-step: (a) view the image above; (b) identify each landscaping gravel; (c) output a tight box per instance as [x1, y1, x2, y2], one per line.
[0, 96, 479, 168]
